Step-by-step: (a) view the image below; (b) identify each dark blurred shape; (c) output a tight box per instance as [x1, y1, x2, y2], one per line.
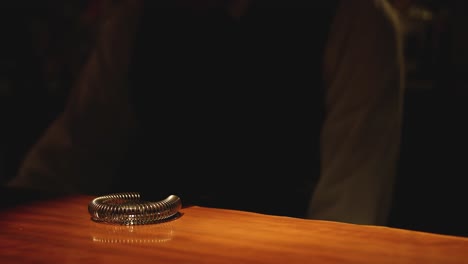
[389, 0, 468, 237]
[0, 185, 67, 210]
[0, 1, 101, 184]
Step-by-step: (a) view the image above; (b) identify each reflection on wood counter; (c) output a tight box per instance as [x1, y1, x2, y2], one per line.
[0, 195, 467, 264]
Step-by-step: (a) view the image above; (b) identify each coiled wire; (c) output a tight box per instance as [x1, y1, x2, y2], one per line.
[88, 192, 182, 225]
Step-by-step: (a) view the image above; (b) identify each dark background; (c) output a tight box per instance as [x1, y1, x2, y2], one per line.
[1, 0, 467, 237]
[387, 0, 468, 237]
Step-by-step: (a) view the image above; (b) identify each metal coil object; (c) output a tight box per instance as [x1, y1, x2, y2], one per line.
[88, 192, 182, 225]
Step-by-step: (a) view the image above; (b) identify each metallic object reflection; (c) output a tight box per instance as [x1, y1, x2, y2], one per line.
[90, 215, 179, 244]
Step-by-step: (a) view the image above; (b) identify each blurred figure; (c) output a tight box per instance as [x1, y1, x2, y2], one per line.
[0, 1, 96, 184]
[8, 0, 404, 225]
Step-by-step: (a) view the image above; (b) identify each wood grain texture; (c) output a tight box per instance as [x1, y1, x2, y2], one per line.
[0, 195, 467, 264]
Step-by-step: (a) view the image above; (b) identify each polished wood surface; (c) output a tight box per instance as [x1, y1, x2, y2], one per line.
[1, 194, 467, 264]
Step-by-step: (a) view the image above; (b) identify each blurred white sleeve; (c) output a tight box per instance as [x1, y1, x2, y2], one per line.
[307, 0, 405, 225]
[7, 1, 142, 194]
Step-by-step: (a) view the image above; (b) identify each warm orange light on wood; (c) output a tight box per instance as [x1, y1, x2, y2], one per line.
[0, 195, 467, 264]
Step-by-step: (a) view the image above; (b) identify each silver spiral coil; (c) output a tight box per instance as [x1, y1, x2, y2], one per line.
[88, 193, 182, 225]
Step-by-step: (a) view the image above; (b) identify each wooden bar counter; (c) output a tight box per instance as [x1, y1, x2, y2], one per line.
[0, 192, 467, 263]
